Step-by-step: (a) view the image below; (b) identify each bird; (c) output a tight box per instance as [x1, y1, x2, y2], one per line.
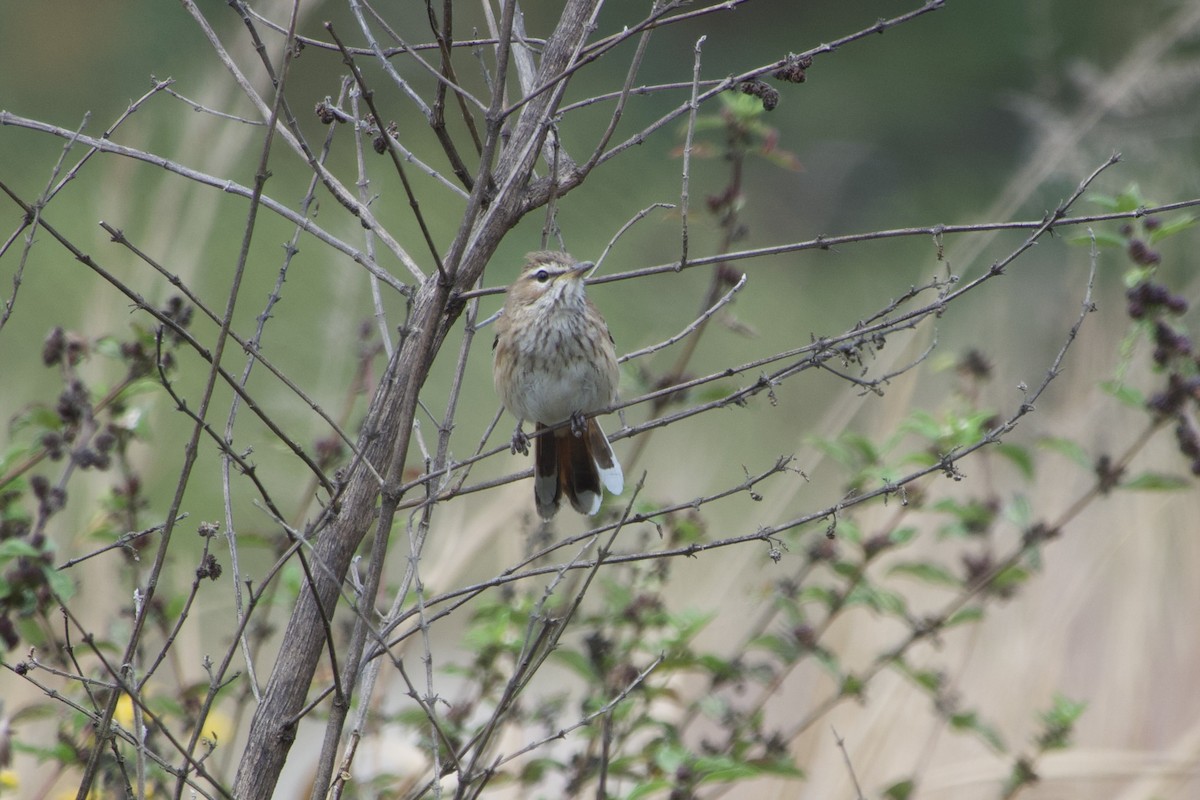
[492, 251, 624, 519]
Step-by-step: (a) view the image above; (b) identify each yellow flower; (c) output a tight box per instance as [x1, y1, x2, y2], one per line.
[114, 694, 136, 730]
[198, 710, 234, 749]
[0, 769, 19, 792]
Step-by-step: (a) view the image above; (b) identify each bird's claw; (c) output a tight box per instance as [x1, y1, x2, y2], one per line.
[569, 411, 587, 438]
[510, 426, 530, 456]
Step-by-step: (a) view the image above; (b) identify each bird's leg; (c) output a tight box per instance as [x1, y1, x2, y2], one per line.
[569, 411, 587, 439]
[510, 421, 530, 455]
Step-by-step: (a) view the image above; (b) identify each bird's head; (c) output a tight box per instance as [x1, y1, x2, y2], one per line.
[506, 251, 594, 310]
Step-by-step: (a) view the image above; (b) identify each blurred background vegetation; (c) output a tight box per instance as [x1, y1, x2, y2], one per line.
[2, 0, 1199, 798]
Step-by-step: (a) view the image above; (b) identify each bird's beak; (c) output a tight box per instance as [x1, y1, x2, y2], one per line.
[569, 261, 595, 278]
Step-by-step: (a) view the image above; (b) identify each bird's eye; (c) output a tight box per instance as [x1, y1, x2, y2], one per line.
[534, 269, 550, 283]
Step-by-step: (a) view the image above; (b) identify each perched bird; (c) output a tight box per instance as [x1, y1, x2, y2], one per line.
[492, 251, 624, 518]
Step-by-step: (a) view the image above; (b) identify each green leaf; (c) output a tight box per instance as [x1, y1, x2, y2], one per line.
[652, 742, 689, 774]
[695, 761, 758, 785]
[1147, 214, 1196, 244]
[93, 336, 125, 359]
[1086, 192, 1121, 212]
[43, 567, 76, 601]
[1066, 230, 1125, 248]
[845, 584, 907, 616]
[1120, 472, 1190, 491]
[834, 518, 863, 545]
[1038, 436, 1092, 470]
[626, 779, 672, 800]
[9, 406, 64, 435]
[840, 673, 865, 698]
[15, 615, 47, 648]
[518, 757, 559, 784]
[115, 376, 165, 402]
[931, 498, 997, 537]
[1090, 183, 1147, 212]
[0, 540, 41, 559]
[1099, 380, 1145, 409]
[1037, 693, 1087, 750]
[550, 648, 600, 681]
[950, 710, 1005, 752]
[944, 606, 985, 627]
[1122, 266, 1158, 290]
[0, 445, 35, 480]
[898, 665, 945, 693]
[812, 648, 842, 680]
[748, 632, 796, 661]
[900, 410, 942, 440]
[989, 564, 1031, 594]
[888, 561, 961, 588]
[994, 443, 1034, 479]
[899, 450, 939, 469]
[884, 779, 915, 800]
[1005, 494, 1033, 530]
[721, 92, 770, 122]
[799, 586, 839, 609]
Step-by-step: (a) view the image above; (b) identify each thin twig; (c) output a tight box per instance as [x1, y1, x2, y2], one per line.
[679, 35, 706, 268]
[620, 272, 747, 363]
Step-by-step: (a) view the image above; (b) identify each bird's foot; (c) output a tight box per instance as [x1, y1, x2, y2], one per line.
[510, 425, 530, 456]
[569, 411, 587, 439]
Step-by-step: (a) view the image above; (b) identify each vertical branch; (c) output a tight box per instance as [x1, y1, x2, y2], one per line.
[349, 82, 394, 357]
[326, 23, 446, 278]
[426, 0, 484, 185]
[679, 35, 706, 269]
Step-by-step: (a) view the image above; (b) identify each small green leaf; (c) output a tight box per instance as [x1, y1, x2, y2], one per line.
[0, 445, 35, 479]
[1038, 437, 1092, 469]
[1100, 183, 1147, 212]
[994, 443, 1034, 479]
[901, 666, 945, 693]
[884, 778, 915, 800]
[1099, 380, 1145, 409]
[0, 540, 41, 559]
[900, 410, 943, 440]
[1086, 192, 1121, 211]
[888, 562, 961, 587]
[550, 648, 600, 681]
[1005, 494, 1033, 529]
[799, 585, 839, 608]
[1036, 693, 1087, 750]
[1066, 230, 1125, 248]
[115, 376, 165, 402]
[1122, 266, 1157, 289]
[812, 648, 842, 680]
[989, 564, 1031, 594]
[43, 567, 76, 601]
[748, 632, 796, 661]
[626, 779, 672, 800]
[695, 760, 758, 785]
[1120, 471, 1190, 491]
[899, 450, 940, 469]
[944, 606, 985, 627]
[950, 710, 1005, 752]
[841, 582, 907, 616]
[1147, 214, 1196, 244]
[9, 406, 64, 435]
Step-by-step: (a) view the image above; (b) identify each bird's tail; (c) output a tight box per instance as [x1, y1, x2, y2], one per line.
[534, 420, 623, 519]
